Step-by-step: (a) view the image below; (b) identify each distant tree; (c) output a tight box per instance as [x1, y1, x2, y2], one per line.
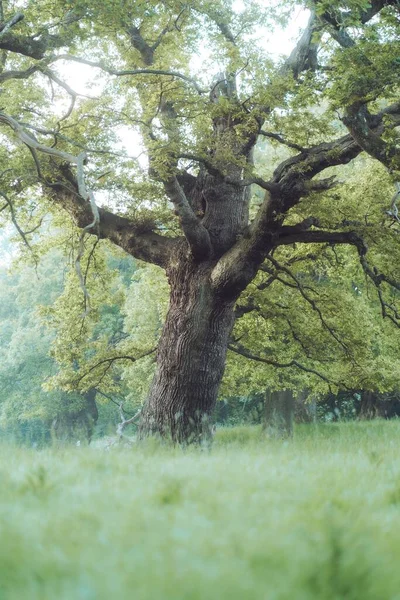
[0, 252, 100, 444]
[0, 0, 399, 443]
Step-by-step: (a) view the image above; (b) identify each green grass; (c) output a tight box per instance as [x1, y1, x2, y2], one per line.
[1, 420, 400, 599]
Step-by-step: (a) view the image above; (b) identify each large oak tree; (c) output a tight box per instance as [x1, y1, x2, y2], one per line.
[0, 0, 399, 442]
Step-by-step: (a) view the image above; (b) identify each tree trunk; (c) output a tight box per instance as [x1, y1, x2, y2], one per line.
[263, 389, 295, 439]
[139, 254, 235, 444]
[358, 391, 400, 420]
[51, 389, 98, 445]
[358, 391, 380, 420]
[294, 390, 316, 424]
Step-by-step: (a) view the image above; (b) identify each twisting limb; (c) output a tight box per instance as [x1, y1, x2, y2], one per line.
[275, 229, 364, 248]
[342, 104, 398, 170]
[39, 66, 80, 123]
[227, 175, 275, 191]
[284, 11, 319, 78]
[260, 265, 318, 294]
[316, 0, 400, 48]
[0, 64, 39, 83]
[377, 288, 400, 328]
[83, 237, 99, 293]
[285, 317, 324, 361]
[21, 122, 145, 162]
[234, 249, 324, 319]
[210, 122, 368, 297]
[27, 145, 42, 178]
[228, 343, 342, 387]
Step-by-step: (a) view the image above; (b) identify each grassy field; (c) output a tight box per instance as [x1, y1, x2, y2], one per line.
[1, 421, 400, 599]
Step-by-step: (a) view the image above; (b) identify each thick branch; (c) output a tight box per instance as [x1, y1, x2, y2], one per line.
[0, 110, 176, 267]
[0, 111, 79, 163]
[316, 0, 399, 48]
[50, 176, 177, 268]
[284, 11, 319, 79]
[0, 32, 48, 59]
[212, 129, 366, 296]
[0, 64, 39, 83]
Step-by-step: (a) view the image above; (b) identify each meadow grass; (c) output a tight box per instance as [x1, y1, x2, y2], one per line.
[1, 420, 400, 599]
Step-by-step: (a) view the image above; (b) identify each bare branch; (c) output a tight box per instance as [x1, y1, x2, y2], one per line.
[94, 389, 136, 416]
[117, 402, 141, 440]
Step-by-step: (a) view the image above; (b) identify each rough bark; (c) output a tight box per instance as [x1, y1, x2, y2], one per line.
[138, 247, 236, 444]
[263, 389, 295, 439]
